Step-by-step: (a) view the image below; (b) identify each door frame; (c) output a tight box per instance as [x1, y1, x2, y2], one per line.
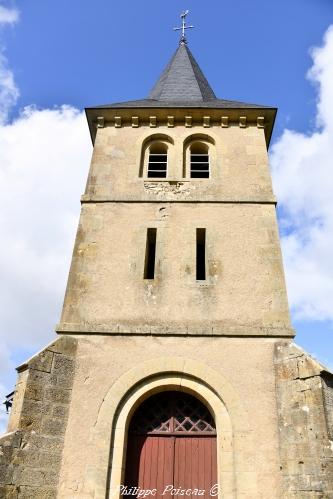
[125, 391, 218, 496]
[107, 375, 234, 499]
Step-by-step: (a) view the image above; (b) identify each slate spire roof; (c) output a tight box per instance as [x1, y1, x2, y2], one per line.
[92, 42, 274, 110]
[149, 42, 216, 102]
[85, 41, 277, 146]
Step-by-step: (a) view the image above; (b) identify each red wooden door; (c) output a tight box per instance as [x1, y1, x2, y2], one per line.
[125, 435, 174, 494]
[174, 436, 217, 495]
[124, 392, 217, 499]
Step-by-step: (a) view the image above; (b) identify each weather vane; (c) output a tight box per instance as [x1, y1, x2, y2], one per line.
[173, 10, 194, 44]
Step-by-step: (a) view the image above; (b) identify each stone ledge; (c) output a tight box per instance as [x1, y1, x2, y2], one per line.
[55, 322, 295, 337]
[80, 195, 278, 204]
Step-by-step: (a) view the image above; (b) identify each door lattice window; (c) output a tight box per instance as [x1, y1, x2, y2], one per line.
[129, 391, 216, 435]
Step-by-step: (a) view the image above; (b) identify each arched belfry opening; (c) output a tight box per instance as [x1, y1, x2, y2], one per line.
[189, 142, 210, 178]
[124, 391, 217, 498]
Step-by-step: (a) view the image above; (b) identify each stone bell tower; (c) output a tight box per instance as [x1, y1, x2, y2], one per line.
[1, 14, 333, 499]
[58, 46, 290, 339]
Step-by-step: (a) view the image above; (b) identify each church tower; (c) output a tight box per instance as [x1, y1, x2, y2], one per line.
[1, 13, 333, 499]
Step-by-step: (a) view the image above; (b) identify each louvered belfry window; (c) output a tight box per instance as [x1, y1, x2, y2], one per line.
[129, 391, 216, 435]
[190, 142, 210, 178]
[147, 142, 167, 178]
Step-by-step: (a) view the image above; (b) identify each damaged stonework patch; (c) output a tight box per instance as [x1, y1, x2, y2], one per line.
[144, 181, 194, 198]
[274, 341, 333, 498]
[0, 336, 78, 499]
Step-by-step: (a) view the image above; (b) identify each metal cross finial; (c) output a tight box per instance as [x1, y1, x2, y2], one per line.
[173, 10, 194, 45]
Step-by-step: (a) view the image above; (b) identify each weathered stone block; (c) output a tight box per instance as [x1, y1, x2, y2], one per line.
[24, 434, 63, 454]
[27, 369, 51, 384]
[24, 384, 44, 402]
[19, 414, 42, 432]
[29, 351, 54, 373]
[298, 356, 322, 379]
[38, 451, 62, 467]
[52, 354, 75, 375]
[21, 400, 52, 418]
[41, 417, 66, 436]
[52, 404, 69, 418]
[276, 359, 298, 381]
[44, 387, 71, 404]
[0, 464, 14, 485]
[47, 336, 77, 357]
[48, 373, 74, 389]
[0, 485, 18, 499]
[12, 467, 58, 487]
[11, 448, 41, 467]
[17, 486, 57, 499]
[0, 446, 14, 465]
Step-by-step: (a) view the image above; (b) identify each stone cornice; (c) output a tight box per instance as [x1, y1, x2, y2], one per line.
[85, 106, 277, 149]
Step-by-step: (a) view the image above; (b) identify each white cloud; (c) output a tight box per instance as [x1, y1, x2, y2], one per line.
[0, 106, 92, 432]
[0, 105, 92, 345]
[0, 6, 19, 25]
[271, 25, 333, 321]
[0, 7, 92, 434]
[0, 6, 20, 121]
[0, 51, 19, 123]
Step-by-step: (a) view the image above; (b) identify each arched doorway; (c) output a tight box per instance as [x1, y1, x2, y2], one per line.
[124, 391, 217, 498]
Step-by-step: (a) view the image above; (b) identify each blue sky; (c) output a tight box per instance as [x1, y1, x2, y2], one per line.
[0, 1, 333, 429]
[5, 0, 333, 134]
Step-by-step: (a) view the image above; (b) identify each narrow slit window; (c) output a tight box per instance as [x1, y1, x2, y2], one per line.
[144, 228, 157, 279]
[190, 142, 209, 178]
[148, 143, 167, 178]
[196, 228, 206, 280]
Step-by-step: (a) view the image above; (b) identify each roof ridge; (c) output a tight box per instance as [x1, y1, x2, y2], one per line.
[184, 44, 216, 100]
[178, 44, 204, 100]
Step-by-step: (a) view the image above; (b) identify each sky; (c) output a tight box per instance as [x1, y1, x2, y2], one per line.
[0, 0, 333, 432]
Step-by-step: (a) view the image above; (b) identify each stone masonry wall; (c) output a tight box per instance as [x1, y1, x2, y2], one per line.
[275, 342, 333, 498]
[322, 374, 333, 440]
[0, 336, 77, 499]
[57, 123, 293, 339]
